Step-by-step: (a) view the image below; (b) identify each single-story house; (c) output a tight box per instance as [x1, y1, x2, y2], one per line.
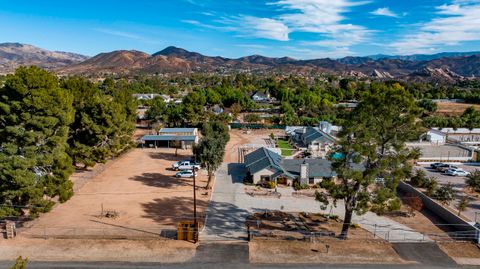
[141, 128, 199, 149]
[132, 93, 161, 100]
[250, 91, 274, 103]
[132, 94, 172, 103]
[244, 147, 337, 185]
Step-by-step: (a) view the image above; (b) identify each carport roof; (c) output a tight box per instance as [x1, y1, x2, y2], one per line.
[159, 128, 196, 133]
[141, 135, 197, 141]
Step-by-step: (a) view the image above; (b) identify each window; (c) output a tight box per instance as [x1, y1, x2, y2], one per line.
[261, 175, 271, 182]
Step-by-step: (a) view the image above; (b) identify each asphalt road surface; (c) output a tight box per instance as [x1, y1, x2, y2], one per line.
[0, 261, 476, 269]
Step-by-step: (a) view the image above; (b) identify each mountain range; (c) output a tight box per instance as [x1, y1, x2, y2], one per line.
[0, 43, 89, 74]
[1, 42, 480, 82]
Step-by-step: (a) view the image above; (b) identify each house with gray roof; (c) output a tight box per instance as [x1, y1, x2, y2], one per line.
[288, 126, 337, 158]
[250, 91, 274, 103]
[244, 147, 338, 185]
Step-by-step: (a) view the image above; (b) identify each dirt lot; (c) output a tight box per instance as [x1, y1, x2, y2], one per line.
[224, 129, 284, 163]
[19, 147, 210, 239]
[249, 240, 407, 264]
[438, 242, 480, 265]
[386, 205, 454, 240]
[436, 102, 480, 116]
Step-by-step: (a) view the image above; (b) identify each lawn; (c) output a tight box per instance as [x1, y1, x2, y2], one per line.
[277, 140, 294, 156]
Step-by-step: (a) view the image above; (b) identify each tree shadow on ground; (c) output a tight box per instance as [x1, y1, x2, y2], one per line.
[141, 196, 209, 226]
[130, 172, 192, 188]
[228, 163, 246, 184]
[141, 196, 250, 237]
[147, 151, 193, 162]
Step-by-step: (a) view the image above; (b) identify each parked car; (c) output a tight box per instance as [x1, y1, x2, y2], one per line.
[175, 170, 197, 178]
[430, 162, 445, 169]
[436, 164, 458, 172]
[445, 168, 470, 176]
[172, 160, 201, 171]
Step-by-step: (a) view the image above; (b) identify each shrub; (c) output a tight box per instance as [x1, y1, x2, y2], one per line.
[457, 196, 470, 216]
[265, 181, 276, 189]
[10, 256, 28, 269]
[293, 182, 310, 191]
[424, 177, 439, 196]
[466, 170, 480, 192]
[434, 183, 455, 205]
[388, 198, 401, 212]
[410, 170, 427, 187]
[350, 223, 361, 229]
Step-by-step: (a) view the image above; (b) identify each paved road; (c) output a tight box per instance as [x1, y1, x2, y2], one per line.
[0, 259, 476, 269]
[393, 243, 457, 266]
[201, 163, 430, 242]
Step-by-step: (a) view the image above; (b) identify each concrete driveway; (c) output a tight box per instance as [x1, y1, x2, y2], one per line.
[202, 163, 430, 242]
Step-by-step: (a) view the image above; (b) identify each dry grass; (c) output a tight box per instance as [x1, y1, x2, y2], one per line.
[438, 242, 480, 265]
[249, 240, 407, 264]
[435, 102, 480, 116]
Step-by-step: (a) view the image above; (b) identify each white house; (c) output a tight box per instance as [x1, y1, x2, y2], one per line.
[426, 129, 447, 144]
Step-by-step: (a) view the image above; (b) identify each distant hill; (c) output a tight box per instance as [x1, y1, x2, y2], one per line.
[62, 47, 479, 82]
[0, 42, 89, 74]
[368, 51, 480, 62]
[2, 42, 479, 82]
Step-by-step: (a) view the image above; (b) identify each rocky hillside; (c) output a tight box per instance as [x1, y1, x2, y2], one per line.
[2, 43, 479, 82]
[0, 43, 89, 74]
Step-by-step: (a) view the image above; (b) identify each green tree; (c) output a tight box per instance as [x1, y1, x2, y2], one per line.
[145, 97, 166, 121]
[457, 196, 470, 216]
[202, 121, 230, 144]
[0, 67, 75, 216]
[434, 183, 455, 205]
[318, 85, 421, 239]
[244, 113, 261, 123]
[193, 137, 225, 189]
[230, 103, 242, 119]
[62, 77, 135, 168]
[466, 170, 480, 192]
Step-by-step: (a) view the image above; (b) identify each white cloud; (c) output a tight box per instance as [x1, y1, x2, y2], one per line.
[390, 1, 480, 54]
[94, 28, 142, 40]
[184, 0, 370, 51]
[370, 7, 399, 18]
[284, 46, 354, 59]
[269, 0, 371, 49]
[240, 16, 290, 41]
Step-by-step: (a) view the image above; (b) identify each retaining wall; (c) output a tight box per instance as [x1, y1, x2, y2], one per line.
[398, 181, 479, 242]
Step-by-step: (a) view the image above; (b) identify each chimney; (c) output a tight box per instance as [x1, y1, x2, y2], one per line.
[300, 161, 309, 185]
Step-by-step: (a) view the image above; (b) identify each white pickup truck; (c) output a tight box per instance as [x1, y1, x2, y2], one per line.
[172, 160, 201, 171]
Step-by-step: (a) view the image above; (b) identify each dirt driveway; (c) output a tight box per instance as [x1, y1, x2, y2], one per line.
[20, 148, 210, 239]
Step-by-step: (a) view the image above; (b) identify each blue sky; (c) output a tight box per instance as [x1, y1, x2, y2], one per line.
[1, 0, 480, 59]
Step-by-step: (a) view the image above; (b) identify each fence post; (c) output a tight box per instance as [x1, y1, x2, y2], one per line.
[43, 226, 47, 240]
[373, 224, 376, 238]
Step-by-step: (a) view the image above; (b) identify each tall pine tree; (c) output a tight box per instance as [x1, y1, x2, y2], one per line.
[0, 67, 74, 216]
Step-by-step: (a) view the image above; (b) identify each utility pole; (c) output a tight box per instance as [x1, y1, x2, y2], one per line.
[192, 146, 198, 243]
